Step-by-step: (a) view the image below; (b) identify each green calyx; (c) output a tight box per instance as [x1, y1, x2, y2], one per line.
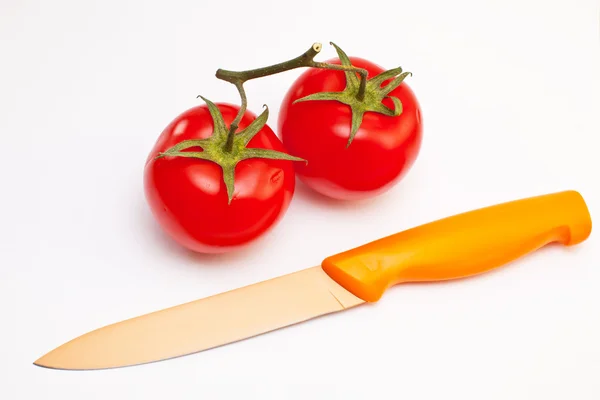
[294, 42, 411, 148]
[156, 97, 305, 204]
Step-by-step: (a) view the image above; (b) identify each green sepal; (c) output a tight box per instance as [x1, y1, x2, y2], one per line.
[294, 42, 411, 148]
[236, 105, 270, 146]
[330, 42, 360, 90]
[198, 96, 228, 141]
[220, 165, 236, 205]
[241, 148, 305, 162]
[156, 100, 305, 205]
[349, 107, 365, 148]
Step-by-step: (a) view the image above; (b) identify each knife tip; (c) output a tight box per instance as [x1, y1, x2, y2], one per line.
[33, 355, 52, 369]
[33, 361, 50, 369]
[33, 351, 71, 371]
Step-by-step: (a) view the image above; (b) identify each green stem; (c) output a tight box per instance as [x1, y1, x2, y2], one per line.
[224, 81, 246, 153]
[216, 43, 323, 84]
[216, 43, 369, 152]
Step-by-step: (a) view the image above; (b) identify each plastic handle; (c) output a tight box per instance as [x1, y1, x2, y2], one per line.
[321, 190, 592, 302]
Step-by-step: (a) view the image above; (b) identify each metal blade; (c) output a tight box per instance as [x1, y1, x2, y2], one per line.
[34, 266, 364, 370]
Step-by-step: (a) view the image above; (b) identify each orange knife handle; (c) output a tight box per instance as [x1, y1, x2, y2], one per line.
[322, 190, 592, 302]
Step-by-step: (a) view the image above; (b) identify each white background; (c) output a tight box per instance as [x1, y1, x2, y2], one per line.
[1, 0, 599, 398]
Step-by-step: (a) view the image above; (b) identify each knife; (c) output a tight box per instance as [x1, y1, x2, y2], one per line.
[34, 190, 592, 370]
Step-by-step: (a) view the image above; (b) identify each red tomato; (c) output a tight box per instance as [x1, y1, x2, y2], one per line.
[278, 57, 423, 200]
[144, 103, 296, 253]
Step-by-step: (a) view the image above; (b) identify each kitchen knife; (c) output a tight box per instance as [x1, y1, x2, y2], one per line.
[34, 190, 592, 370]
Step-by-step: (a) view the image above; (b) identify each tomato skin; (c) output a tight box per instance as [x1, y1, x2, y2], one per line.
[278, 57, 422, 200]
[144, 104, 295, 253]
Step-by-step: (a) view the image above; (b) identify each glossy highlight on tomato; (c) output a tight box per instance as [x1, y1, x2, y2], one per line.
[144, 104, 296, 253]
[278, 57, 423, 201]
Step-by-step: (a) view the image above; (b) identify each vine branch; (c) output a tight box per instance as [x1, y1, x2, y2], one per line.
[215, 43, 368, 152]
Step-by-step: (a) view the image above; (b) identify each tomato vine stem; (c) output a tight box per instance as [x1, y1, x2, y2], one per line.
[215, 43, 368, 152]
[223, 81, 246, 153]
